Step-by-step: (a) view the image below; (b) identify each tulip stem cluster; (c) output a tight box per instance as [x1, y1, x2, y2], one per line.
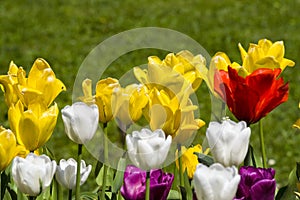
[259, 120, 267, 168]
[75, 144, 83, 200]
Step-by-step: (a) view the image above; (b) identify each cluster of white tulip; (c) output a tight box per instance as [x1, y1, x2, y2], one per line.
[12, 154, 91, 197]
[193, 119, 251, 200]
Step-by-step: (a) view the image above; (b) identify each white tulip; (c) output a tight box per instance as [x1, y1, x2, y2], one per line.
[62, 102, 99, 144]
[193, 163, 240, 200]
[56, 158, 92, 190]
[12, 153, 57, 197]
[126, 128, 172, 170]
[206, 119, 251, 166]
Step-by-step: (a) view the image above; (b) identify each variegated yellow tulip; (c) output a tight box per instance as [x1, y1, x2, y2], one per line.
[0, 61, 20, 106]
[238, 39, 295, 74]
[0, 126, 24, 171]
[112, 84, 148, 127]
[8, 100, 59, 151]
[95, 77, 120, 123]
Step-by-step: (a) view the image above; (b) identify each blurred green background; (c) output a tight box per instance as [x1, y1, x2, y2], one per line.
[1, 0, 300, 190]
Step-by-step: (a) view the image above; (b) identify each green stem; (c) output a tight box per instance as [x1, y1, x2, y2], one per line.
[68, 189, 72, 200]
[145, 171, 150, 200]
[100, 123, 108, 200]
[75, 144, 83, 200]
[259, 120, 267, 168]
[177, 144, 184, 187]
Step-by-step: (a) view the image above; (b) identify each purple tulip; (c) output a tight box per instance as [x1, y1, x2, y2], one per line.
[234, 166, 276, 200]
[120, 165, 174, 200]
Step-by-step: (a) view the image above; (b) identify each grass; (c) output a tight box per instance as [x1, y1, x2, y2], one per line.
[1, 0, 300, 190]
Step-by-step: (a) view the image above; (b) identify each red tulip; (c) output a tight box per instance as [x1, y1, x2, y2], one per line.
[214, 66, 288, 124]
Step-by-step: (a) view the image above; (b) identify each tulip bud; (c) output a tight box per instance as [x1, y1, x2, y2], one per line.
[55, 158, 92, 190]
[61, 102, 99, 144]
[206, 119, 251, 166]
[126, 128, 172, 171]
[193, 163, 240, 200]
[12, 153, 57, 197]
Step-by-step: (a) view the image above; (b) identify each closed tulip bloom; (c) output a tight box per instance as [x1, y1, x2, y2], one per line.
[126, 128, 172, 170]
[234, 166, 276, 200]
[61, 102, 99, 144]
[95, 77, 120, 123]
[0, 126, 22, 171]
[206, 119, 251, 167]
[194, 163, 240, 200]
[120, 165, 174, 200]
[12, 153, 57, 196]
[56, 158, 92, 190]
[8, 100, 59, 151]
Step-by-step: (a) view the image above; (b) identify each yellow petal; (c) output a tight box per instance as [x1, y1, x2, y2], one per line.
[8, 101, 23, 141]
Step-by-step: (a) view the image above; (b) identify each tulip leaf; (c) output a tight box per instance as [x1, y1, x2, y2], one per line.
[194, 152, 214, 167]
[1, 172, 9, 200]
[80, 192, 99, 199]
[167, 189, 180, 199]
[275, 163, 299, 200]
[183, 170, 192, 200]
[96, 165, 115, 188]
[112, 158, 126, 193]
[178, 186, 187, 200]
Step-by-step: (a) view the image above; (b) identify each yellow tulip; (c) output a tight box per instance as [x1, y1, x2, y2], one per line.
[8, 100, 59, 151]
[95, 77, 120, 123]
[176, 144, 209, 179]
[0, 126, 24, 171]
[112, 84, 148, 127]
[146, 87, 204, 142]
[0, 61, 20, 106]
[148, 50, 207, 90]
[79, 78, 95, 105]
[238, 39, 295, 74]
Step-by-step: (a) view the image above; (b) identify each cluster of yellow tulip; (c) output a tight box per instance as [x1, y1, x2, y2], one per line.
[0, 58, 66, 171]
[80, 50, 206, 145]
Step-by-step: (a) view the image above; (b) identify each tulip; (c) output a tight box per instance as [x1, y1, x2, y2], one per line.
[193, 163, 240, 200]
[214, 66, 289, 125]
[234, 166, 276, 200]
[12, 58, 66, 108]
[8, 100, 59, 151]
[0, 126, 23, 171]
[95, 77, 120, 123]
[112, 84, 148, 128]
[238, 39, 295, 74]
[206, 119, 251, 167]
[175, 144, 209, 179]
[0, 61, 19, 106]
[120, 165, 174, 200]
[61, 102, 99, 144]
[12, 153, 57, 197]
[126, 128, 172, 170]
[55, 158, 92, 190]
[147, 50, 207, 90]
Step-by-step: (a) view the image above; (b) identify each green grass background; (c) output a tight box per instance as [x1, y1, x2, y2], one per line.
[1, 0, 300, 190]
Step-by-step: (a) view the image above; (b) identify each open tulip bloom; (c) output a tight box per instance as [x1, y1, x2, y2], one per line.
[56, 158, 92, 190]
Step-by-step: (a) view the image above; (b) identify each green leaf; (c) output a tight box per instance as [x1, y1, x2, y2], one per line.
[1, 171, 9, 199]
[183, 170, 192, 200]
[94, 160, 103, 178]
[96, 165, 115, 188]
[167, 189, 180, 199]
[275, 163, 299, 200]
[112, 158, 126, 193]
[80, 192, 98, 200]
[243, 145, 256, 167]
[194, 152, 214, 167]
